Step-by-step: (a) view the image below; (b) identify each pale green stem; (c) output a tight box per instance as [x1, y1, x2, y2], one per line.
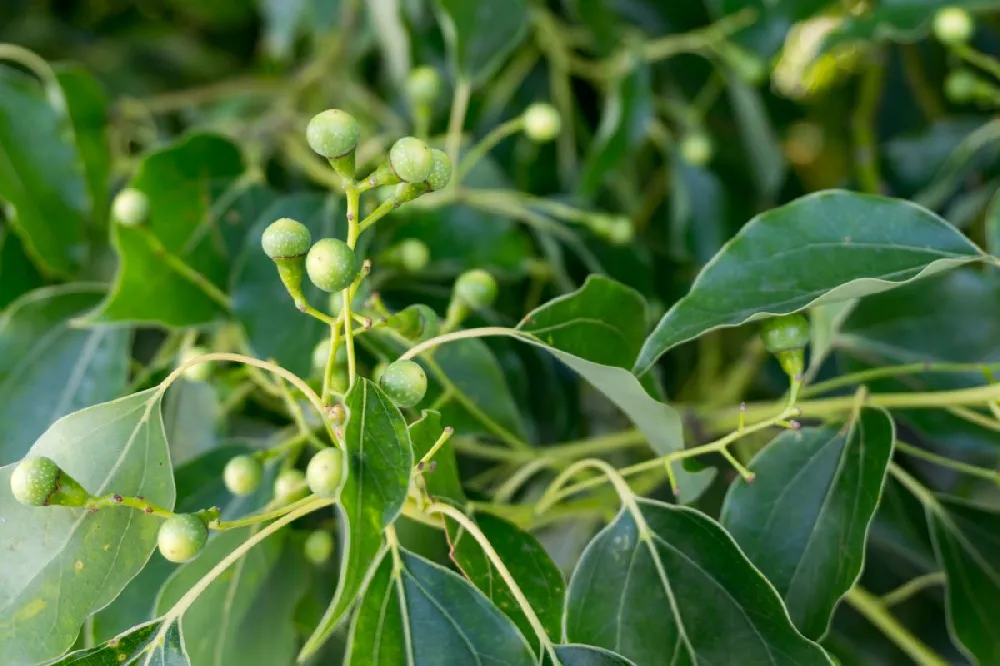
[400, 327, 515, 361]
[343, 186, 361, 387]
[456, 117, 525, 183]
[895, 440, 1000, 484]
[446, 77, 472, 187]
[880, 572, 947, 608]
[801, 361, 1000, 398]
[140, 228, 231, 310]
[844, 587, 949, 666]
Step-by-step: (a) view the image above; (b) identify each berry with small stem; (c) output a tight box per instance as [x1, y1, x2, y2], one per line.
[386, 304, 440, 341]
[262, 218, 312, 302]
[759, 313, 810, 354]
[379, 359, 427, 408]
[389, 137, 434, 183]
[304, 530, 335, 565]
[425, 149, 452, 191]
[455, 269, 497, 309]
[274, 469, 309, 503]
[306, 448, 346, 498]
[606, 218, 635, 245]
[157, 513, 208, 563]
[306, 238, 359, 293]
[223, 455, 263, 496]
[10, 457, 92, 507]
[933, 7, 974, 45]
[112, 188, 150, 227]
[523, 103, 561, 143]
[306, 109, 361, 180]
[178, 346, 211, 382]
[406, 67, 442, 106]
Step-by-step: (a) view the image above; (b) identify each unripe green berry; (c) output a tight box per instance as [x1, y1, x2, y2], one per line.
[399, 239, 430, 272]
[112, 188, 150, 227]
[379, 359, 427, 408]
[455, 269, 498, 310]
[389, 137, 434, 183]
[406, 67, 442, 106]
[759, 313, 810, 354]
[304, 529, 335, 565]
[178, 346, 211, 382]
[274, 469, 309, 503]
[223, 455, 263, 497]
[606, 218, 635, 246]
[933, 7, 974, 45]
[262, 218, 312, 259]
[425, 149, 452, 191]
[306, 447, 346, 498]
[157, 513, 208, 563]
[523, 103, 561, 143]
[10, 456, 91, 507]
[945, 69, 980, 102]
[680, 132, 713, 166]
[386, 304, 440, 341]
[306, 109, 361, 159]
[306, 238, 359, 293]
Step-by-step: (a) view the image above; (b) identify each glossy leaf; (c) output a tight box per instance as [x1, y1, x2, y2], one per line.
[721, 407, 895, 639]
[518, 276, 714, 502]
[927, 496, 1000, 665]
[434, 0, 529, 86]
[163, 379, 221, 465]
[55, 63, 110, 229]
[635, 190, 985, 374]
[300, 379, 413, 660]
[0, 284, 130, 465]
[725, 74, 785, 199]
[0, 389, 176, 665]
[409, 410, 465, 504]
[0, 65, 89, 276]
[553, 645, 637, 665]
[52, 619, 189, 666]
[445, 509, 565, 645]
[669, 158, 727, 265]
[86, 133, 245, 327]
[232, 193, 340, 377]
[345, 548, 536, 665]
[564, 497, 833, 665]
[155, 528, 306, 666]
[578, 60, 652, 197]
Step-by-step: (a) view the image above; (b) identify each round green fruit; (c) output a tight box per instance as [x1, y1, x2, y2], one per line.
[379, 359, 427, 408]
[112, 188, 150, 227]
[680, 132, 713, 166]
[425, 149, 452, 191]
[523, 103, 561, 143]
[398, 239, 430, 272]
[759, 313, 810, 354]
[274, 469, 309, 503]
[406, 66, 441, 106]
[945, 69, 980, 102]
[306, 109, 361, 159]
[454, 269, 498, 310]
[933, 7, 974, 45]
[606, 218, 634, 246]
[223, 455, 263, 497]
[306, 238, 359, 293]
[157, 514, 208, 563]
[262, 218, 311, 259]
[306, 448, 346, 498]
[389, 137, 434, 183]
[304, 530, 335, 565]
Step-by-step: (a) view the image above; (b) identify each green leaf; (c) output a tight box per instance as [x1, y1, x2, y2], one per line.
[300, 378, 413, 660]
[434, 0, 529, 86]
[564, 497, 833, 665]
[927, 496, 1000, 665]
[155, 527, 307, 666]
[345, 547, 536, 665]
[669, 158, 727, 265]
[445, 509, 565, 645]
[51, 619, 190, 665]
[86, 133, 245, 327]
[258, 0, 309, 60]
[0, 65, 89, 277]
[552, 645, 637, 665]
[578, 60, 652, 197]
[409, 410, 465, 504]
[721, 407, 895, 639]
[0, 227, 44, 308]
[0, 284, 130, 465]
[0, 388, 176, 665]
[518, 276, 714, 502]
[163, 380, 220, 466]
[232, 193, 340, 377]
[828, 0, 1000, 46]
[724, 74, 785, 199]
[54, 64, 110, 230]
[635, 190, 985, 374]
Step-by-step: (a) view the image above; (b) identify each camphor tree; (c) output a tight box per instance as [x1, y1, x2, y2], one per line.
[2, 1, 1000, 665]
